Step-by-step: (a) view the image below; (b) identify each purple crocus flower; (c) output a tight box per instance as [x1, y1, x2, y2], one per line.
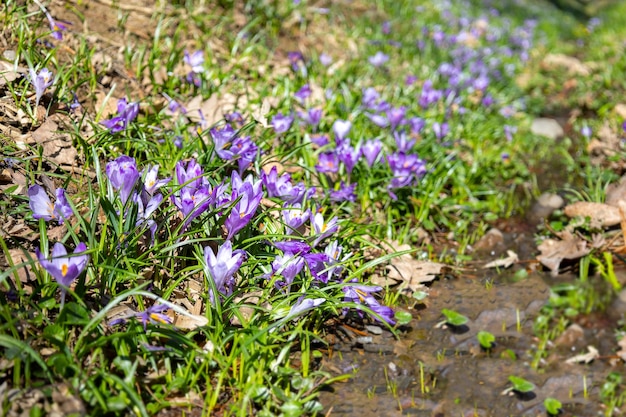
[310, 134, 329, 147]
[294, 84, 311, 103]
[580, 125, 592, 139]
[408, 117, 425, 135]
[504, 125, 517, 142]
[137, 304, 172, 331]
[315, 152, 340, 173]
[329, 182, 356, 203]
[332, 119, 352, 143]
[361, 139, 382, 167]
[111, 304, 172, 330]
[285, 297, 326, 320]
[323, 240, 349, 282]
[210, 124, 237, 160]
[271, 113, 294, 134]
[368, 51, 389, 67]
[387, 106, 406, 131]
[133, 191, 163, 238]
[287, 51, 307, 76]
[47, 16, 69, 41]
[173, 184, 213, 226]
[184, 50, 204, 73]
[342, 283, 395, 325]
[299, 108, 323, 130]
[184, 50, 204, 85]
[101, 98, 139, 133]
[204, 240, 245, 301]
[142, 165, 171, 195]
[271, 252, 305, 288]
[175, 158, 204, 189]
[283, 204, 311, 235]
[29, 68, 53, 109]
[311, 212, 339, 247]
[337, 144, 360, 174]
[319, 53, 333, 67]
[36, 242, 88, 308]
[386, 152, 427, 199]
[362, 87, 380, 109]
[432, 122, 449, 140]
[405, 75, 417, 85]
[230, 135, 259, 174]
[224, 183, 263, 240]
[394, 131, 415, 152]
[106, 155, 140, 204]
[28, 185, 73, 224]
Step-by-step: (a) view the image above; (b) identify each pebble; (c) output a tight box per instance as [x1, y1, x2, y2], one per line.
[531, 117, 564, 140]
[365, 325, 383, 335]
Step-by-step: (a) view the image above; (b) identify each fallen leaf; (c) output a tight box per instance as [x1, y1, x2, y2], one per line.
[30, 117, 78, 168]
[565, 345, 599, 364]
[484, 250, 518, 269]
[541, 53, 591, 76]
[382, 255, 444, 293]
[563, 201, 621, 227]
[537, 231, 590, 275]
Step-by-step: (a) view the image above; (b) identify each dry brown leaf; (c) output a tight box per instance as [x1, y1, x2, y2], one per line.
[382, 255, 444, 293]
[606, 175, 626, 206]
[484, 250, 518, 269]
[541, 53, 591, 76]
[537, 231, 590, 275]
[565, 345, 599, 364]
[30, 117, 77, 168]
[186, 94, 225, 128]
[563, 201, 621, 227]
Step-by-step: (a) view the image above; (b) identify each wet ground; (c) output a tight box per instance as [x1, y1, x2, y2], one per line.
[319, 204, 624, 417]
[319, 268, 620, 417]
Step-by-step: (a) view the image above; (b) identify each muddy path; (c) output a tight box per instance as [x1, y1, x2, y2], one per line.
[319, 195, 624, 417]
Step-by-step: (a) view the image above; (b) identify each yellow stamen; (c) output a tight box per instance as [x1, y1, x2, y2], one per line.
[61, 263, 68, 277]
[150, 313, 169, 324]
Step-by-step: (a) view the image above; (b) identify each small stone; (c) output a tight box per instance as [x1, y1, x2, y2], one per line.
[2, 50, 16, 60]
[473, 228, 504, 254]
[531, 118, 564, 140]
[554, 323, 584, 348]
[365, 325, 383, 335]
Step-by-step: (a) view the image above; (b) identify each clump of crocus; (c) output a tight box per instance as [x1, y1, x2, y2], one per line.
[28, 184, 73, 224]
[386, 152, 427, 200]
[36, 242, 89, 308]
[28, 67, 53, 110]
[204, 240, 245, 302]
[224, 176, 263, 240]
[101, 98, 139, 133]
[209, 124, 259, 174]
[261, 166, 310, 204]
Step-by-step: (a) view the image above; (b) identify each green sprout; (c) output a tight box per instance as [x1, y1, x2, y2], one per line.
[544, 397, 562, 416]
[476, 330, 496, 350]
[504, 375, 536, 395]
[439, 308, 469, 327]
